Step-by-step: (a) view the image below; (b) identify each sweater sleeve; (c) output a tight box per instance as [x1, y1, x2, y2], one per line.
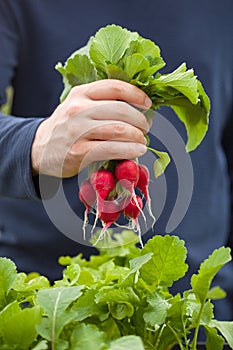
[0, 0, 45, 199]
[0, 113, 44, 199]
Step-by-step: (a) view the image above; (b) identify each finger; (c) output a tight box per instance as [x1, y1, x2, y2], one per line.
[78, 140, 147, 172]
[85, 123, 146, 144]
[73, 79, 152, 109]
[74, 101, 151, 134]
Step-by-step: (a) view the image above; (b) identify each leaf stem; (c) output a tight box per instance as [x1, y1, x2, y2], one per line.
[191, 302, 205, 350]
[51, 291, 61, 350]
[167, 323, 185, 350]
[181, 301, 189, 349]
[153, 324, 166, 349]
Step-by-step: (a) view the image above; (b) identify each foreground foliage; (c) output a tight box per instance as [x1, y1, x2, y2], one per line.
[0, 231, 232, 349]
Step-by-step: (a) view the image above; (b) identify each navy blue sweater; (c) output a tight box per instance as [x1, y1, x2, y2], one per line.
[0, 0, 233, 320]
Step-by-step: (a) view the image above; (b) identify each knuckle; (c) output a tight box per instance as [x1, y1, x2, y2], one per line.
[66, 102, 85, 117]
[69, 85, 80, 96]
[108, 80, 124, 95]
[112, 124, 127, 138]
[67, 103, 80, 117]
[69, 140, 85, 161]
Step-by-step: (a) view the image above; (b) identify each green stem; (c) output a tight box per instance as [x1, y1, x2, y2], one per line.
[181, 302, 189, 350]
[144, 337, 155, 350]
[153, 324, 166, 349]
[167, 323, 185, 350]
[191, 302, 205, 350]
[147, 146, 157, 154]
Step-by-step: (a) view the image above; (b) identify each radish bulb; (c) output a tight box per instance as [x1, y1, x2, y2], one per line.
[137, 164, 156, 228]
[94, 199, 120, 245]
[79, 180, 97, 239]
[121, 194, 144, 247]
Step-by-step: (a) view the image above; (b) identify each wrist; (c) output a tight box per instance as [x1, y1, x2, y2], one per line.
[31, 118, 48, 176]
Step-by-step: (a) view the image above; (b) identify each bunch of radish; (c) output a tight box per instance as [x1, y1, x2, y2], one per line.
[79, 159, 155, 246]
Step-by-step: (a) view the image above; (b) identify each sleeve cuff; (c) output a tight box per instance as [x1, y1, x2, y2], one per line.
[18, 117, 45, 200]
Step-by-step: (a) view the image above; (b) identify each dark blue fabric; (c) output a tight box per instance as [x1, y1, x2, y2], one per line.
[0, 0, 233, 320]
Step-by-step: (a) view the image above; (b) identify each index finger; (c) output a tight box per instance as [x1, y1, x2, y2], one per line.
[80, 79, 152, 109]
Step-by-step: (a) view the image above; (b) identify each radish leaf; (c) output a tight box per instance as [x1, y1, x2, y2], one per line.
[140, 235, 188, 287]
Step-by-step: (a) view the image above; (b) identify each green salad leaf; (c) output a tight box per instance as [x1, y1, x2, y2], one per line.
[0, 301, 41, 349]
[140, 235, 188, 287]
[70, 323, 106, 350]
[0, 258, 17, 310]
[36, 286, 83, 349]
[191, 247, 232, 303]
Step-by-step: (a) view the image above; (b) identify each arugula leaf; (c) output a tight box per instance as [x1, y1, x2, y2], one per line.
[36, 286, 83, 348]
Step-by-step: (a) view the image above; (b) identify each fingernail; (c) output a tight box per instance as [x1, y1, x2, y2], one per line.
[144, 96, 152, 108]
[137, 144, 147, 155]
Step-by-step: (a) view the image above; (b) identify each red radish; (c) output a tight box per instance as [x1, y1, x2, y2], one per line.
[115, 160, 139, 189]
[137, 164, 149, 200]
[79, 180, 97, 239]
[93, 199, 120, 245]
[90, 169, 116, 200]
[136, 164, 156, 228]
[122, 195, 143, 219]
[121, 194, 144, 247]
[99, 199, 120, 224]
[79, 180, 96, 208]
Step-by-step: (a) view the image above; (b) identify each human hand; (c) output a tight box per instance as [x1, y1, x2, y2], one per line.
[31, 79, 152, 178]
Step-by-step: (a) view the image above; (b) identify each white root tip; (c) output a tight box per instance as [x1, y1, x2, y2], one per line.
[135, 218, 143, 248]
[93, 222, 111, 246]
[82, 206, 89, 240]
[146, 195, 156, 230]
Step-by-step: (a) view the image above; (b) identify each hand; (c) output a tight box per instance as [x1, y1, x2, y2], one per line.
[31, 79, 152, 178]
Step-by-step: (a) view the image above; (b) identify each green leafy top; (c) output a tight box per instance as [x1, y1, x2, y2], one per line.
[56, 24, 210, 153]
